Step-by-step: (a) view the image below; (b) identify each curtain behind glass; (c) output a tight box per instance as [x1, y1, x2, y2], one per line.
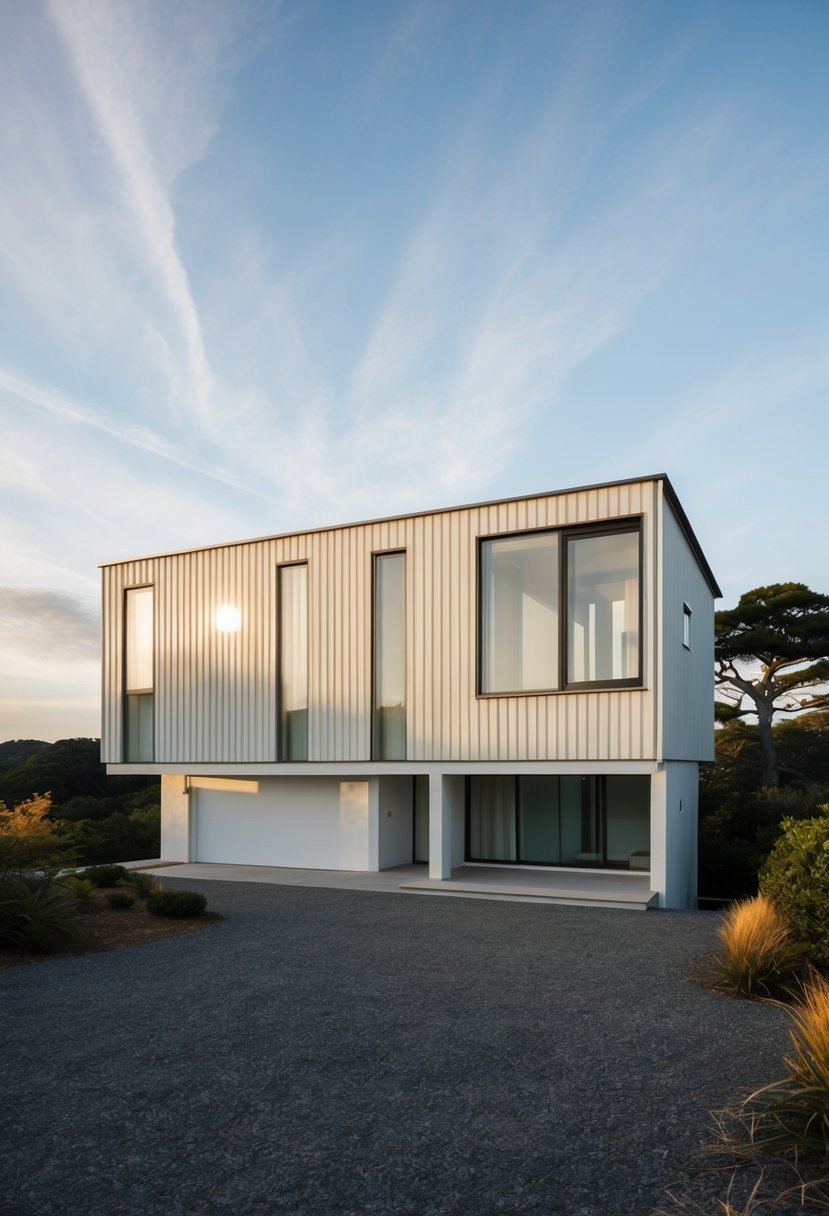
[468, 776, 516, 860]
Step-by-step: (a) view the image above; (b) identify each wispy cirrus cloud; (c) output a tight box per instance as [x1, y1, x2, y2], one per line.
[46, 0, 234, 429]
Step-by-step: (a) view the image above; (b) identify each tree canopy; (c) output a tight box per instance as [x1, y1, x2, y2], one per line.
[715, 583, 829, 787]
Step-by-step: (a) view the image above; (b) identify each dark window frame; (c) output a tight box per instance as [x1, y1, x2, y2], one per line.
[371, 548, 407, 761]
[476, 516, 644, 697]
[122, 584, 155, 762]
[465, 774, 645, 871]
[277, 560, 309, 762]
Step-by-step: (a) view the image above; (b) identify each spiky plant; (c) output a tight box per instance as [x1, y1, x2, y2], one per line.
[713, 894, 802, 998]
[0, 878, 79, 952]
[740, 973, 829, 1163]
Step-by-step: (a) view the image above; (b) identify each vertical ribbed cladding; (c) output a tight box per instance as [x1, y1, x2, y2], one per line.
[144, 538, 280, 765]
[100, 478, 663, 767]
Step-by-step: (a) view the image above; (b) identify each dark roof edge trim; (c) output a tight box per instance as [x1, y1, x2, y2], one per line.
[661, 475, 722, 598]
[100, 472, 721, 595]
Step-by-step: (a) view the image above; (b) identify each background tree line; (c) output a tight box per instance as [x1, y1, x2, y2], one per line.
[702, 582, 829, 901]
[0, 738, 159, 866]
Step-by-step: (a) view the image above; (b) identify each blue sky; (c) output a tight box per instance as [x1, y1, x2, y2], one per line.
[1, 0, 827, 742]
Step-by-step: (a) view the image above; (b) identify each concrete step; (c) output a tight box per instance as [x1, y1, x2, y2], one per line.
[400, 876, 658, 910]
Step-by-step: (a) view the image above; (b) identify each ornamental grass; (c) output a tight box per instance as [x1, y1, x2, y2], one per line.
[739, 972, 829, 1164]
[713, 894, 802, 999]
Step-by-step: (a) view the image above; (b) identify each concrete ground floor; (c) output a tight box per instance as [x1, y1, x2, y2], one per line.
[157, 761, 698, 908]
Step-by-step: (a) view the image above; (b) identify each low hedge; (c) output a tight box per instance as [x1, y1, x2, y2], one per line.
[146, 890, 207, 918]
[78, 864, 130, 888]
[107, 892, 135, 910]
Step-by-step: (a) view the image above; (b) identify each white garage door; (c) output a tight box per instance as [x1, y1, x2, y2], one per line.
[192, 777, 370, 870]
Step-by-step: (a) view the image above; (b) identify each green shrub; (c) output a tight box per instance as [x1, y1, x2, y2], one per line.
[61, 806, 160, 868]
[147, 889, 207, 918]
[60, 875, 95, 903]
[78, 864, 130, 888]
[107, 892, 135, 910]
[17, 923, 65, 954]
[0, 792, 76, 879]
[759, 806, 829, 968]
[130, 872, 155, 899]
[0, 877, 78, 952]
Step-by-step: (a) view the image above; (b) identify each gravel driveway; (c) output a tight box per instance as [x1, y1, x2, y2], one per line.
[0, 881, 792, 1216]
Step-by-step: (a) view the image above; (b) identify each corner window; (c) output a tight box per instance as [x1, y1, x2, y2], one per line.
[373, 552, 406, 760]
[566, 529, 640, 685]
[683, 603, 692, 650]
[479, 521, 641, 694]
[124, 586, 154, 761]
[480, 533, 559, 693]
[279, 563, 308, 760]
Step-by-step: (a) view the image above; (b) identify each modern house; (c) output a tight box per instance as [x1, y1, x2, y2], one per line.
[100, 475, 719, 909]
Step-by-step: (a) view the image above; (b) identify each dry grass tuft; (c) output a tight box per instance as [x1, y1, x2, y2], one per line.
[713, 895, 801, 998]
[785, 973, 829, 1097]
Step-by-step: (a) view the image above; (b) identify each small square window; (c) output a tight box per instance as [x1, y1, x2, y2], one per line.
[682, 603, 692, 649]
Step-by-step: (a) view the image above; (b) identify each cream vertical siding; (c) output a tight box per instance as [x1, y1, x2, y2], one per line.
[102, 480, 668, 765]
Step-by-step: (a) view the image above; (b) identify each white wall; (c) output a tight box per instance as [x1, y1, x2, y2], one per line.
[160, 773, 191, 861]
[191, 776, 370, 870]
[660, 492, 716, 762]
[376, 776, 414, 869]
[649, 763, 698, 909]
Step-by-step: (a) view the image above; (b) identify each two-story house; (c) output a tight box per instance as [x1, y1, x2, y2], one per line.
[100, 474, 719, 909]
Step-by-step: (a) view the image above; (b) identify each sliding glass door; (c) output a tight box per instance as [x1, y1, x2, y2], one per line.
[467, 775, 650, 870]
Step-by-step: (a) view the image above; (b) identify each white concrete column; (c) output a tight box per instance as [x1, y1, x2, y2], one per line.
[649, 770, 667, 908]
[428, 773, 466, 880]
[366, 778, 381, 872]
[161, 773, 191, 862]
[663, 762, 699, 910]
[428, 773, 449, 879]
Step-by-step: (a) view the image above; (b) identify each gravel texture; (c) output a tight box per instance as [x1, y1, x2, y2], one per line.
[0, 881, 795, 1215]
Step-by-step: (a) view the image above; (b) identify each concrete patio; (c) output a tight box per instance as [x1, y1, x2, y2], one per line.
[138, 861, 658, 909]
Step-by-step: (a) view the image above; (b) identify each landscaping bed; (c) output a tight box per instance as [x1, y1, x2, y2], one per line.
[0, 874, 221, 967]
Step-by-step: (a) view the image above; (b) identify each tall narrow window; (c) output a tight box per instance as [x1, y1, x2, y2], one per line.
[566, 529, 640, 685]
[373, 552, 406, 760]
[683, 603, 692, 649]
[279, 563, 308, 760]
[124, 586, 154, 761]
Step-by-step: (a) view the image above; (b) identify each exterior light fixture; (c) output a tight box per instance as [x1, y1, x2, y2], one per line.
[215, 605, 241, 633]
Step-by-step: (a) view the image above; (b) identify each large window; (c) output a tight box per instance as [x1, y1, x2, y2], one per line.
[279, 563, 308, 760]
[479, 522, 641, 693]
[467, 774, 650, 870]
[373, 552, 406, 760]
[124, 586, 154, 762]
[480, 532, 559, 693]
[567, 529, 640, 685]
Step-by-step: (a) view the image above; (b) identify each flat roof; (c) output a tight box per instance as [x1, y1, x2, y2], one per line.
[99, 472, 721, 596]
